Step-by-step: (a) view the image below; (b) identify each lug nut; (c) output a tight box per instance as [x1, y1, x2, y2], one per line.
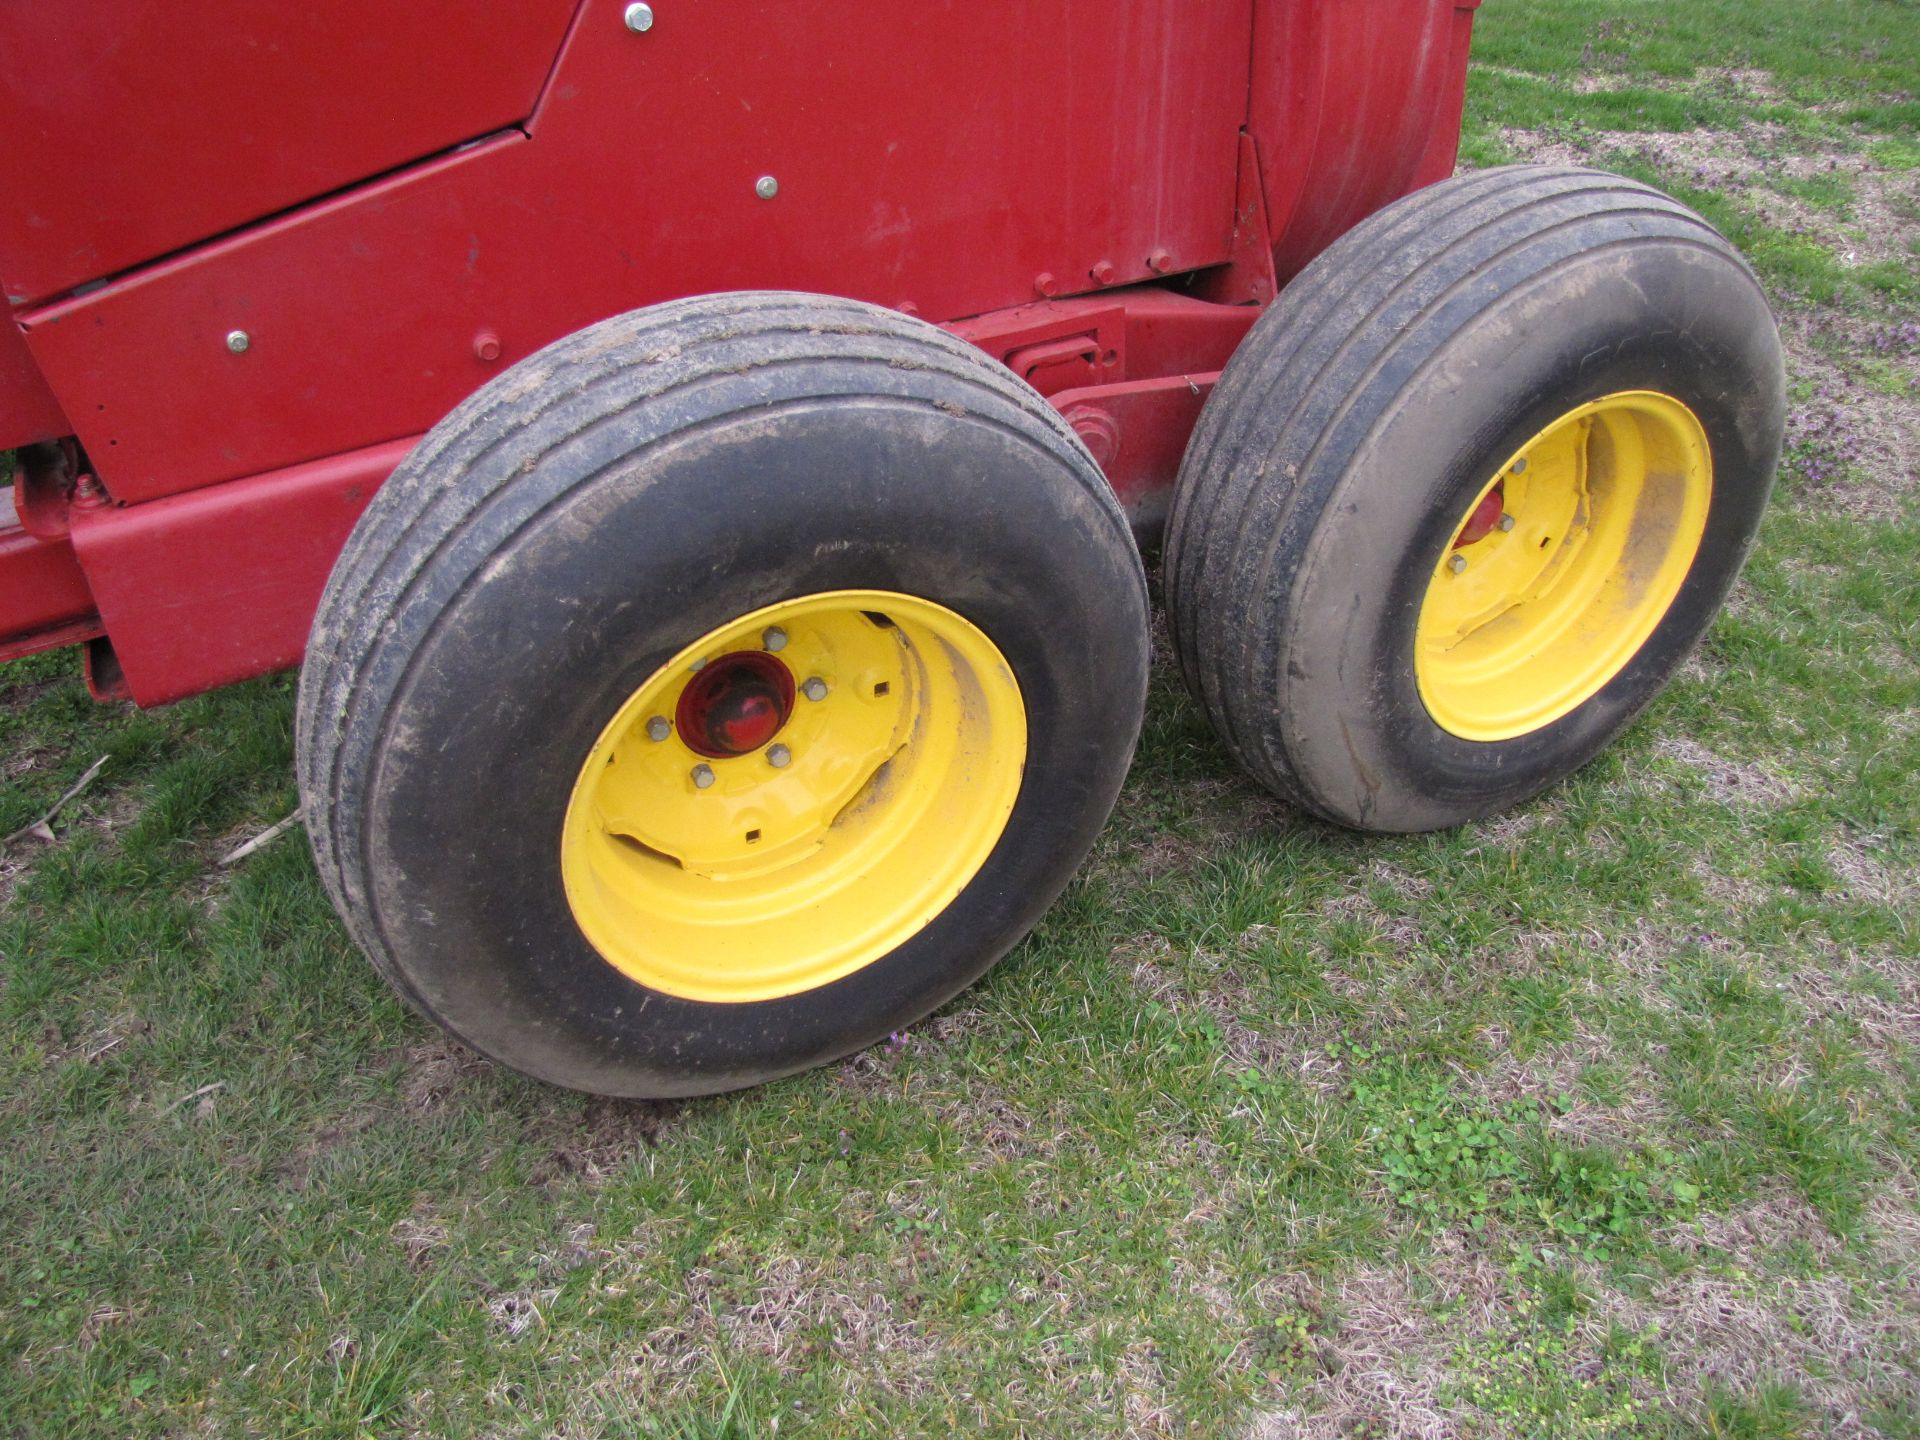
[801, 677, 827, 701]
[691, 763, 715, 789]
[766, 744, 792, 768]
[1511, 457, 1529, 475]
[1448, 554, 1469, 574]
[762, 627, 787, 652]
[1497, 513, 1517, 533]
[623, 2, 654, 31]
[646, 715, 671, 741]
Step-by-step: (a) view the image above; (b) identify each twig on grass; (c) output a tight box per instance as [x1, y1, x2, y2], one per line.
[159, 1081, 225, 1117]
[1, 754, 108, 850]
[217, 809, 303, 867]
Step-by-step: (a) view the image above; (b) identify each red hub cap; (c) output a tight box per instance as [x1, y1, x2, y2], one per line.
[1453, 481, 1506, 548]
[675, 651, 795, 758]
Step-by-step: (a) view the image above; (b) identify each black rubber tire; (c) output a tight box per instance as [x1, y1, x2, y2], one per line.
[1164, 165, 1785, 832]
[295, 292, 1147, 1098]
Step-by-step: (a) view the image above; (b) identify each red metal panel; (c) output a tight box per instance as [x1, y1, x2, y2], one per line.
[0, 1, 579, 306]
[20, 0, 1252, 504]
[1253, 0, 1481, 283]
[67, 440, 412, 705]
[1412, 3, 1483, 190]
[0, 496, 98, 660]
[0, 321, 67, 451]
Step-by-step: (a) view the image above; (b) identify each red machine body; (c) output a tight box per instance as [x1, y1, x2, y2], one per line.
[0, 0, 1478, 705]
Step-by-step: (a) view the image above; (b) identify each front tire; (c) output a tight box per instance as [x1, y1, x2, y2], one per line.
[1165, 166, 1785, 832]
[296, 293, 1148, 1097]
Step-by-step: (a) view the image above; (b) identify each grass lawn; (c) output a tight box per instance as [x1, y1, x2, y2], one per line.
[4, 2, 1918, 1435]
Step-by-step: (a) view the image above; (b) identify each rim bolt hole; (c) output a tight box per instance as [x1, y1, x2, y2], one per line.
[745, 829, 761, 844]
[873, 681, 891, 697]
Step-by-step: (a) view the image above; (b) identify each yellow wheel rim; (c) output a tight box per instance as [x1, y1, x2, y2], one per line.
[560, 590, 1026, 1003]
[1414, 390, 1712, 742]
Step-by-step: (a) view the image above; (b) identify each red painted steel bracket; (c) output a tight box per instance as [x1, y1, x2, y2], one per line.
[67, 440, 412, 705]
[949, 286, 1259, 529]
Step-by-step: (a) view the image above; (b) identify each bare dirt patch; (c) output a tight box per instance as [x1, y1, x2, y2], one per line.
[530, 1094, 677, 1185]
[1118, 931, 1331, 1076]
[929, 1073, 1061, 1164]
[34, 1010, 152, 1068]
[1, 775, 143, 911]
[575, 1243, 950, 1419]
[0, 848, 25, 912]
[397, 1035, 497, 1114]
[1248, 1258, 1506, 1440]
[1500, 120, 1920, 272]
[1691, 67, 1790, 105]
[1652, 737, 1801, 810]
[390, 1205, 452, 1269]
[1687, 855, 1779, 917]
[275, 1106, 381, 1191]
[1777, 309, 1920, 521]
[1462, 1031, 1671, 1149]
[485, 1287, 553, 1339]
[1824, 833, 1916, 910]
[1785, 947, 1920, 1072]
[1598, 1227, 1920, 1436]
[1243, 1186, 1920, 1438]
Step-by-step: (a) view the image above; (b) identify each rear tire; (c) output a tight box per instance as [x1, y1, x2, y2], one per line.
[1165, 166, 1784, 832]
[296, 292, 1147, 1097]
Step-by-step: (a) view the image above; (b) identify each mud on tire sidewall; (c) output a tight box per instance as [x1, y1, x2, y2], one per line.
[350, 401, 1144, 1098]
[1275, 240, 1782, 832]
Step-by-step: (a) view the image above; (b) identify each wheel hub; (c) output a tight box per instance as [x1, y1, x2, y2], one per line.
[675, 650, 794, 758]
[1414, 390, 1713, 742]
[1452, 481, 1507, 549]
[560, 590, 1028, 1003]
